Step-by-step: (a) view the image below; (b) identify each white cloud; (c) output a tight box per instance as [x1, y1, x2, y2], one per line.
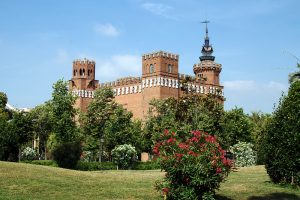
[223, 80, 256, 91]
[141, 3, 174, 19]
[55, 49, 69, 64]
[94, 23, 120, 37]
[223, 80, 288, 113]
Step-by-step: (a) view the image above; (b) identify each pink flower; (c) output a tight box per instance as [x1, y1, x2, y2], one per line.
[178, 143, 189, 150]
[167, 138, 176, 143]
[162, 187, 169, 194]
[216, 167, 222, 174]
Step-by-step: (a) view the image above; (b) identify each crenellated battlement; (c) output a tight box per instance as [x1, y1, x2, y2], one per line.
[142, 51, 179, 60]
[193, 61, 222, 72]
[73, 58, 95, 66]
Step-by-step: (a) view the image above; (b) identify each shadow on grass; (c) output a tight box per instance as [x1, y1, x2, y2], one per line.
[215, 194, 233, 200]
[248, 192, 300, 200]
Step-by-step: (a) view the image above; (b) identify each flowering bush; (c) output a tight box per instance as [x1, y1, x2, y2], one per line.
[21, 147, 37, 161]
[111, 144, 137, 169]
[153, 130, 231, 200]
[230, 142, 256, 167]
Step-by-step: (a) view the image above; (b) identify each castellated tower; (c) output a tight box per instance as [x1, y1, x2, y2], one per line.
[69, 58, 99, 112]
[193, 21, 222, 86]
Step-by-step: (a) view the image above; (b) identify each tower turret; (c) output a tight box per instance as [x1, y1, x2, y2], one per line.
[194, 21, 222, 85]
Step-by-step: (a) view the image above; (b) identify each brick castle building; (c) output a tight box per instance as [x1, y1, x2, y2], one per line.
[69, 24, 224, 120]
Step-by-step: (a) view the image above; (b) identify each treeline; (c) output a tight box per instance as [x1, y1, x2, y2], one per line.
[0, 77, 299, 185]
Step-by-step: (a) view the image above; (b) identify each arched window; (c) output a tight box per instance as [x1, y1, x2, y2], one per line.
[83, 69, 85, 76]
[150, 64, 154, 73]
[79, 69, 82, 76]
[88, 70, 90, 76]
[73, 70, 76, 76]
[168, 64, 172, 73]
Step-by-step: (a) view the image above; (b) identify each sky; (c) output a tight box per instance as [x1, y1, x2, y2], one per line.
[0, 0, 299, 113]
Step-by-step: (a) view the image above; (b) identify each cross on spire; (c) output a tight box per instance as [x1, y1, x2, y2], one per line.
[201, 20, 210, 39]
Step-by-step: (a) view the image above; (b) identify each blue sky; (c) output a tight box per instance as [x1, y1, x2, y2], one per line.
[0, 0, 299, 113]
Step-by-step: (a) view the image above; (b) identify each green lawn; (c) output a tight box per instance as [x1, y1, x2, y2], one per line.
[0, 162, 299, 200]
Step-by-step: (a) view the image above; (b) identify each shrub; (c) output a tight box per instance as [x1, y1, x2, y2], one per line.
[153, 130, 231, 200]
[264, 81, 300, 186]
[52, 141, 82, 169]
[229, 142, 256, 167]
[132, 161, 160, 170]
[22, 160, 58, 167]
[76, 161, 117, 171]
[21, 147, 37, 161]
[111, 144, 137, 169]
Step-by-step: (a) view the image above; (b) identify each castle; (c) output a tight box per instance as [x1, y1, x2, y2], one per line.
[69, 24, 224, 120]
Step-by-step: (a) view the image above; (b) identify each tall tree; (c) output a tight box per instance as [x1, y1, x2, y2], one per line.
[51, 79, 77, 143]
[0, 92, 7, 109]
[264, 81, 300, 185]
[82, 87, 117, 162]
[222, 107, 252, 148]
[30, 102, 53, 159]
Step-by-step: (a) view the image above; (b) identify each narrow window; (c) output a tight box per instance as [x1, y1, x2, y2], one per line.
[73, 70, 76, 76]
[168, 64, 172, 73]
[83, 69, 85, 76]
[80, 69, 82, 76]
[150, 64, 154, 73]
[88, 70, 90, 76]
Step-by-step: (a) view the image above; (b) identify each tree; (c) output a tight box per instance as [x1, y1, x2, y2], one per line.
[50, 79, 77, 143]
[30, 102, 53, 159]
[222, 107, 252, 148]
[248, 111, 272, 164]
[143, 94, 225, 152]
[264, 81, 300, 186]
[0, 92, 8, 109]
[289, 62, 300, 84]
[82, 87, 117, 162]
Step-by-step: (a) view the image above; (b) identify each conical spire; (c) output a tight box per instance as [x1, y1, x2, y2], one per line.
[200, 20, 215, 61]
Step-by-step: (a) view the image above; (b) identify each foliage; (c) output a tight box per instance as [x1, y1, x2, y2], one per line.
[22, 160, 58, 167]
[143, 94, 224, 152]
[264, 81, 300, 186]
[132, 161, 160, 170]
[0, 92, 8, 109]
[111, 144, 137, 169]
[248, 112, 272, 164]
[30, 102, 54, 160]
[50, 79, 77, 143]
[75, 161, 117, 171]
[289, 62, 300, 84]
[82, 87, 116, 162]
[52, 141, 82, 169]
[82, 87, 142, 161]
[222, 107, 253, 148]
[229, 142, 256, 167]
[21, 147, 37, 161]
[154, 130, 231, 200]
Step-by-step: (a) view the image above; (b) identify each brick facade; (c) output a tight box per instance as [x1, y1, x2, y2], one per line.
[69, 29, 224, 120]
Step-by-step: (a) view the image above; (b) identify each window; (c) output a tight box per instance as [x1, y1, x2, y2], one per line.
[150, 64, 154, 73]
[79, 69, 82, 76]
[83, 69, 85, 76]
[168, 64, 172, 73]
[73, 70, 76, 76]
[88, 70, 90, 76]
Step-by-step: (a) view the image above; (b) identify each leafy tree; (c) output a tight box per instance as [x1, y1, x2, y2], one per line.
[248, 111, 272, 164]
[82, 87, 117, 162]
[0, 92, 8, 109]
[30, 102, 53, 159]
[143, 94, 225, 152]
[50, 79, 77, 143]
[222, 107, 252, 148]
[264, 81, 300, 186]
[289, 62, 300, 84]
[82, 87, 142, 162]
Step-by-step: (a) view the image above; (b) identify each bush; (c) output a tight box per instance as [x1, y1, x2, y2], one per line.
[153, 130, 231, 200]
[230, 142, 256, 167]
[22, 160, 58, 167]
[76, 161, 117, 171]
[52, 141, 82, 169]
[132, 161, 160, 170]
[264, 81, 300, 186]
[111, 144, 137, 169]
[21, 147, 37, 161]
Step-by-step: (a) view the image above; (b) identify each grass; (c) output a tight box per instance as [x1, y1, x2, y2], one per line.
[0, 162, 299, 200]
